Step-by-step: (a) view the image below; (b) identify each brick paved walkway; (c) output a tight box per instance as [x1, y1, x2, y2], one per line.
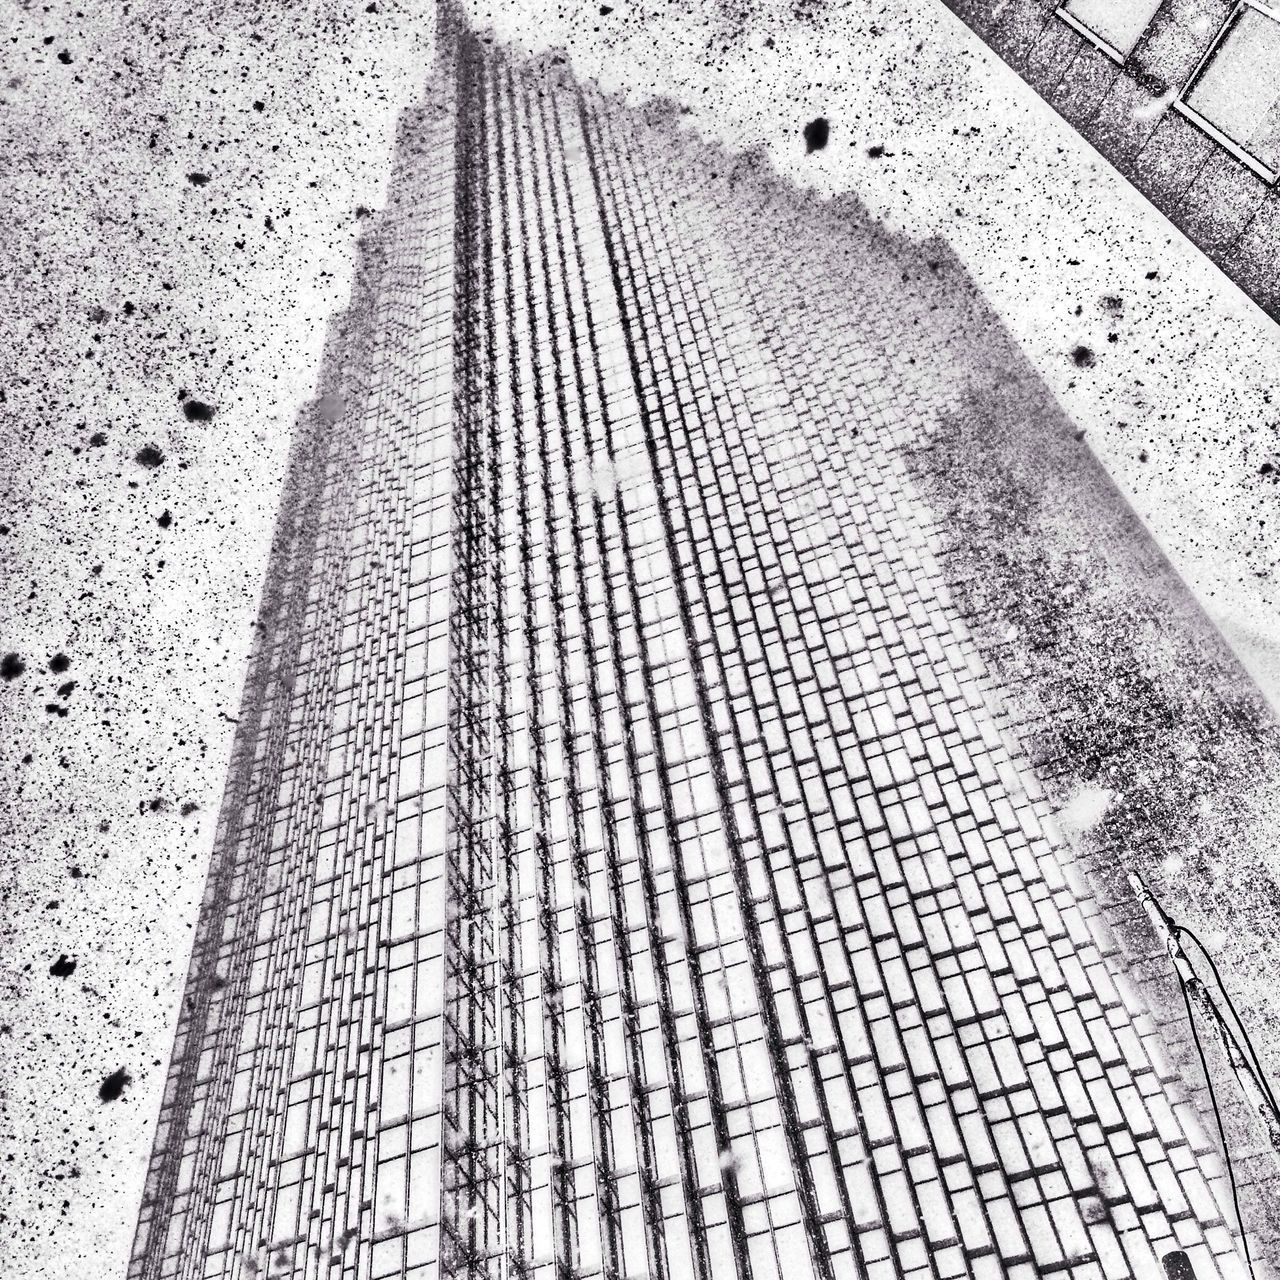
[127, 9, 1275, 1279]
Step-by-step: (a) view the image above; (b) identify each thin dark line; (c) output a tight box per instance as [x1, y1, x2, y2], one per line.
[1177, 970, 1255, 1278]
[1176, 924, 1280, 1118]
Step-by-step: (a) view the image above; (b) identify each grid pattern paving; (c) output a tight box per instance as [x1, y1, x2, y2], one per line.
[129, 9, 1257, 1280]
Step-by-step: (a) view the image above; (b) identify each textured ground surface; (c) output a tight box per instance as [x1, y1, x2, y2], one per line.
[2, 1, 1279, 1277]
